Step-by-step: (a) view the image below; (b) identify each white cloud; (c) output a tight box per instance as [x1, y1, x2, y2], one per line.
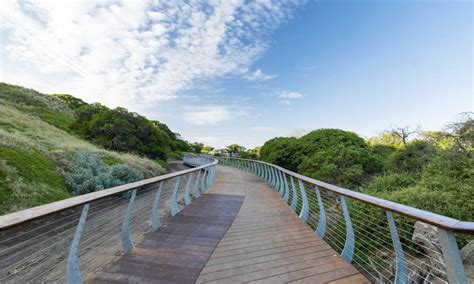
[0, 0, 303, 108]
[245, 69, 277, 81]
[183, 105, 248, 125]
[277, 90, 303, 99]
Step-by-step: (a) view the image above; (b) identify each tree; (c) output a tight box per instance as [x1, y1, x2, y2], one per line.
[445, 112, 474, 154]
[386, 125, 421, 147]
[260, 137, 302, 171]
[298, 129, 383, 188]
[190, 142, 204, 153]
[202, 145, 214, 154]
[368, 132, 404, 148]
[226, 144, 246, 155]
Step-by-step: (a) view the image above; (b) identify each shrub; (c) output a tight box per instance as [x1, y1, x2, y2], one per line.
[65, 152, 143, 195]
[388, 140, 437, 174]
[298, 144, 382, 188]
[109, 164, 143, 186]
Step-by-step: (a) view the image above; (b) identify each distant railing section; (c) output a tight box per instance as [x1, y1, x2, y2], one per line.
[0, 155, 217, 283]
[219, 157, 473, 284]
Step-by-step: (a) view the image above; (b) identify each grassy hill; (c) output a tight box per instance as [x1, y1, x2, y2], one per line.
[0, 83, 165, 214]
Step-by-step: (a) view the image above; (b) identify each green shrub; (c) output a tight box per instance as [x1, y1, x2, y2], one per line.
[299, 144, 382, 188]
[388, 140, 437, 173]
[109, 164, 143, 186]
[65, 152, 144, 195]
[260, 137, 302, 171]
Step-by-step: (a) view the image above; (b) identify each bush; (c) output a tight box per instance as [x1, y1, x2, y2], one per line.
[66, 152, 143, 195]
[260, 137, 302, 171]
[388, 140, 437, 173]
[109, 164, 144, 186]
[298, 144, 382, 188]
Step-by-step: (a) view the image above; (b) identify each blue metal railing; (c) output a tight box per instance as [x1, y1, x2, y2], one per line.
[219, 157, 473, 284]
[0, 155, 217, 283]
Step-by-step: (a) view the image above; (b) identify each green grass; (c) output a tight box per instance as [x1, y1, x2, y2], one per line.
[0, 82, 75, 130]
[0, 83, 165, 215]
[0, 147, 69, 214]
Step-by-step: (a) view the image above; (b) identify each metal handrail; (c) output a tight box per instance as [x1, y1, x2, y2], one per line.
[0, 158, 217, 230]
[224, 157, 474, 234]
[219, 157, 472, 283]
[0, 155, 217, 283]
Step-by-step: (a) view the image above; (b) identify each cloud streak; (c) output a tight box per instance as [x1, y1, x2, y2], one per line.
[1, 0, 303, 108]
[245, 69, 277, 81]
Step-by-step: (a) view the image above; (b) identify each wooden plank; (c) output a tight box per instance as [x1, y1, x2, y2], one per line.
[196, 166, 368, 284]
[90, 193, 244, 283]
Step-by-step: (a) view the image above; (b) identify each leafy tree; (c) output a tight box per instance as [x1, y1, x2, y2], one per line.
[419, 131, 454, 149]
[202, 145, 214, 154]
[368, 132, 404, 148]
[260, 137, 302, 171]
[299, 129, 367, 156]
[73, 105, 170, 160]
[190, 142, 204, 153]
[226, 144, 246, 155]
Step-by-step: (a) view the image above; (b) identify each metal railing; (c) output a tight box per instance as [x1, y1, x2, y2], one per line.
[219, 157, 473, 284]
[0, 155, 217, 283]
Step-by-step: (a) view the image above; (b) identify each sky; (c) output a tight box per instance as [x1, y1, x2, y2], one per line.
[0, 0, 472, 149]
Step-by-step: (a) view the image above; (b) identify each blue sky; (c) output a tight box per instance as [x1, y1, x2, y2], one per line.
[1, 0, 472, 148]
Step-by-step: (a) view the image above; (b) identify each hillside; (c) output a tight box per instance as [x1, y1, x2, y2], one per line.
[0, 83, 174, 214]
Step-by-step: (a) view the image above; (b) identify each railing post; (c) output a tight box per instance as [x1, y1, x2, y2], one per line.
[194, 170, 201, 198]
[283, 172, 290, 203]
[386, 211, 408, 284]
[184, 173, 193, 206]
[298, 179, 309, 223]
[206, 167, 212, 189]
[270, 167, 275, 188]
[201, 168, 208, 192]
[170, 176, 182, 216]
[262, 164, 268, 181]
[121, 189, 137, 254]
[290, 176, 298, 212]
[273, 167, 280, 192]
[438, 229, 468, 283]
[315, 187, 326, 238]
[67, 203, 90, 284]
[151, 181, 164, 230]
[277, 169, 285, 197]
[340, 195, 355, 263]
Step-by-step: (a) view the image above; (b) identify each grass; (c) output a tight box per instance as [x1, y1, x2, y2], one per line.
[0, 147, 69, 214]
[0, 83, 75, 130]
[0, 88, 165, 214]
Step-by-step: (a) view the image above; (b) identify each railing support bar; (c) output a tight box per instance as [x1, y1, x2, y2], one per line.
[438, 229, 467, 283]
[121, 189, 137, 254]
[170, 177, 182, 216]
[386, 211, 408, 284]
[315, 187, 326, 237]
[340, 195, 355, 263]
[151, 181, 164, 230]
[66, 203, 90, 284]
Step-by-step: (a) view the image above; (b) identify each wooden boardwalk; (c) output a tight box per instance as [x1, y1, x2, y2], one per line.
[93, 166, 368, 283]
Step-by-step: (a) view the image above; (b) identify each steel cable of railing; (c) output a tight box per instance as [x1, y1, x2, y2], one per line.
[221, 157, 472, 284]
[0, 155, 217, 283]
[278, 172, 448, 282]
